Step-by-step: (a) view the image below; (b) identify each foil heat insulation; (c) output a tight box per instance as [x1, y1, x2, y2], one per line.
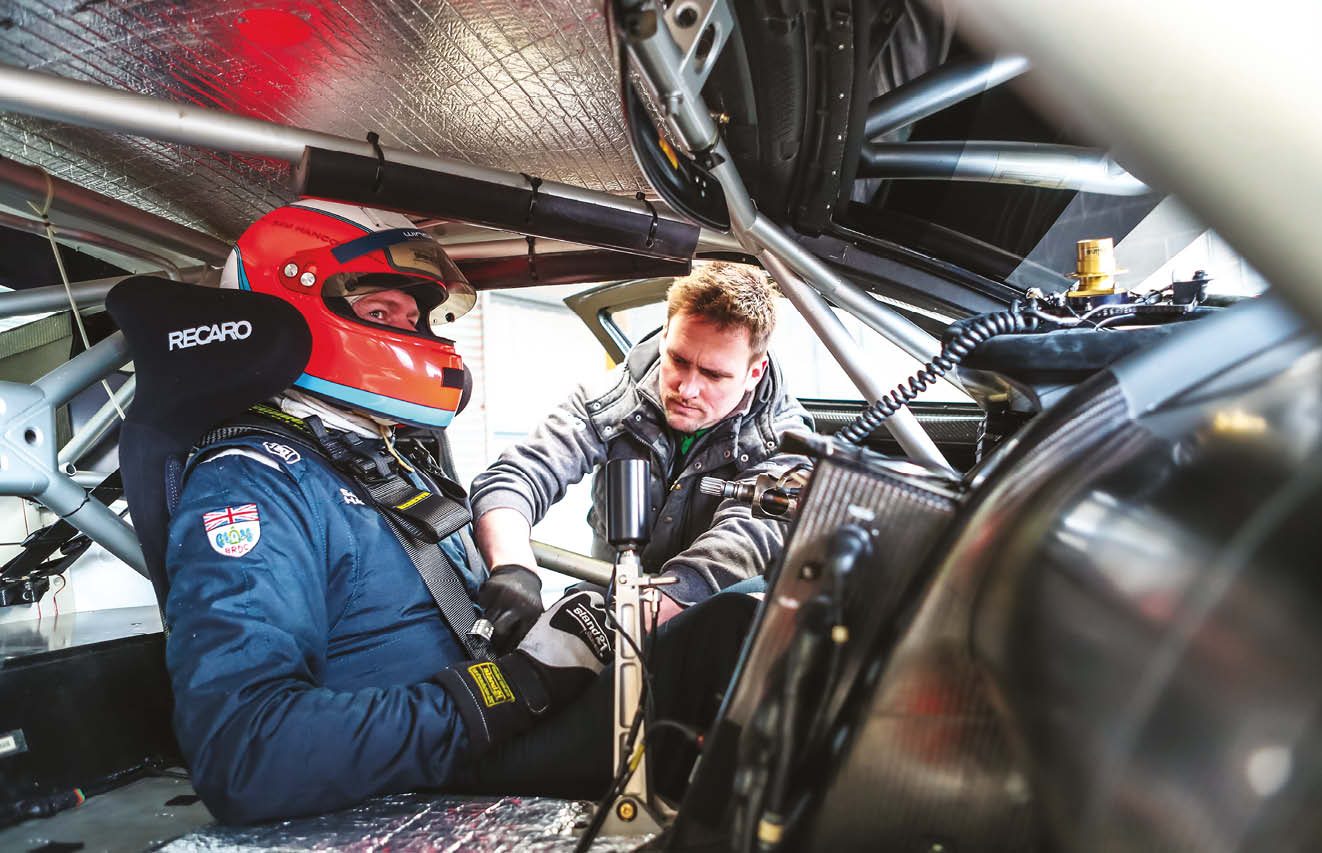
[0, 0, 646, 242]
[157, 793, 650, 852]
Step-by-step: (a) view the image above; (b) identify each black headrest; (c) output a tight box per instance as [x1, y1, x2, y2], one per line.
[106, 277, 312, 606]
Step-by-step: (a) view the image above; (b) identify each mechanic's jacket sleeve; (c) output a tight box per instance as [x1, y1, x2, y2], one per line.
[470, 370, 611, 527]
[164, 446, 471, 824]
[655, 453, 802, 605]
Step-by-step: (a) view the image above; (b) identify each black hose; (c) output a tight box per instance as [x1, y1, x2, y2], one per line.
[836, 309, 1037, 445]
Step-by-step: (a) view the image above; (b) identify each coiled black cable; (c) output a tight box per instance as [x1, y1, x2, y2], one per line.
[836, 308, 1038, 445]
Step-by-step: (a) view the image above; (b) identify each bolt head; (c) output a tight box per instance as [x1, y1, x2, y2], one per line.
[299, 272, 316, 287]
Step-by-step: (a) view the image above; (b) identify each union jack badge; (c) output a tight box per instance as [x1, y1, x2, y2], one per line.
[203, 503, 261, 558]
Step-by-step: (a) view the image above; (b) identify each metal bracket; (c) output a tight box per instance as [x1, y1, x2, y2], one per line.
[521, 172, 543, 223]
[661, 0, 735, 95]
[623, 0, 734, 156]
[366, 131, 387, 193]
[635, 192, 660, 249]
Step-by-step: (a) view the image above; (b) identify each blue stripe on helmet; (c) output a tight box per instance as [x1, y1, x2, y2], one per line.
[329, 227, 430, 263]
[293, 373, 455, 428]
[234, 248, 252, 290]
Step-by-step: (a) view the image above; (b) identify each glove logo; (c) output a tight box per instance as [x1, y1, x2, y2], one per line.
[467, 662, 516, 708]
[550, 594, 613, 666]
[202, 503, 261, 558]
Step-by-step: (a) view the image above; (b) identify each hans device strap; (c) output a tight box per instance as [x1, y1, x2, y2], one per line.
[196, 405, 489, 659]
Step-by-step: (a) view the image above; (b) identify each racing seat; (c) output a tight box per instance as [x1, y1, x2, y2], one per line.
[106, 276, 312, 607]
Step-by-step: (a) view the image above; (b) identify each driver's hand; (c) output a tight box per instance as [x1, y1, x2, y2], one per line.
[477, 564, 544, 652]
[435, 590, 612, 755]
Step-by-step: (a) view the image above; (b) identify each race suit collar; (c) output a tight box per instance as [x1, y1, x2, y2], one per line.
[277, 389, 383, 440]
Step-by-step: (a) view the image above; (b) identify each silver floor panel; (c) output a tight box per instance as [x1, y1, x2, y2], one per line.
[1, 776, 648, 852]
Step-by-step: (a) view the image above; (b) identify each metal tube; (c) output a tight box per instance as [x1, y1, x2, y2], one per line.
[762, 253, 952, 471]
[33, 331, 130, 409]
[696, 228, 748, 255]
[865, 55, 1031, 139]
[859, 141, 1149, 195]
[58, 374, 134, 467]
[0, 269, 209, 318]
[0, 63, 684, 234]
[693, 141, 941, 363]
[0, 209, 182, 279]
[531, 540, 613, 588]
[0, 277, 119, 318]
[35, 472, 146, 576]
[0, 152, 229, 265]
[70, 470, 112, 488]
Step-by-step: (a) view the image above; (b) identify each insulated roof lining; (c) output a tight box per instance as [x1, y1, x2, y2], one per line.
[0, 0, 647, 244]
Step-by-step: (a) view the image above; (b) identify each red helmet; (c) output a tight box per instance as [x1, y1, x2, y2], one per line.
[221, 199, 475, 428]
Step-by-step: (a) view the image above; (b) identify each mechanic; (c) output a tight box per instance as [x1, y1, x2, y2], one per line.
[164, 201, 756, 824]
[470, 261, 812, 640]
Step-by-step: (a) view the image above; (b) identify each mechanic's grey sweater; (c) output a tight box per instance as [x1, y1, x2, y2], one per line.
[470, 335, 813, 604]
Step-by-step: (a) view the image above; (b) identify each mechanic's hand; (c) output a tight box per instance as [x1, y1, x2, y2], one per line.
[477, 564, 544, 652]
[654, 591, 685, 626]
[435, 590, 613, 755]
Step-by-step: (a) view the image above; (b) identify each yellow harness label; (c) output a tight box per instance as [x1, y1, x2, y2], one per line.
[468, 662, 515, 707]
[395, 491, 431, 511]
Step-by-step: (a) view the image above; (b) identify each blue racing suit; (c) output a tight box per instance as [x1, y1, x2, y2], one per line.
[163, 433, 483, 824]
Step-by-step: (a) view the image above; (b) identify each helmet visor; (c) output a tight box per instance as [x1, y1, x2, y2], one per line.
[321, 228, 476, 330]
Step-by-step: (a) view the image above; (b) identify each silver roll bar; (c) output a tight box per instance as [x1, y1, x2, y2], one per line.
[865, 55, 1031, 139]
[0, 332, 146, 575]
[531, 539, 613, 588]
[0, 152, 229, 265]
[859, 141, 1149, 195]
[59, 375, 135, 468]
[762, 253, 952, 471]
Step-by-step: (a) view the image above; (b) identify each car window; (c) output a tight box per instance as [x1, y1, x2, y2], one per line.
[444, 288, 609, 563]
[607, 297, 973, 403]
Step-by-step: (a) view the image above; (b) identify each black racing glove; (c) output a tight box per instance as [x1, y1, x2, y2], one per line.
[477, 564, 544, 652]
[436, 590, 614, 755]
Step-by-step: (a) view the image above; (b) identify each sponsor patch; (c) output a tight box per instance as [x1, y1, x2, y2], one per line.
[340, 487, 365, 506]
[262, 442, 301, 464]
[203, 503, 261, 558]
[468, 662, 515, 707]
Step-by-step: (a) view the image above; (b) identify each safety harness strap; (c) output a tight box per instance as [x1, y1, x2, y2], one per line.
[196, 406, 489, 659]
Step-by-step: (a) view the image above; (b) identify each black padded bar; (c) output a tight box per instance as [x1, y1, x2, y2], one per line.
[294, 147, 700, 261]
[457, 250, 689, 290]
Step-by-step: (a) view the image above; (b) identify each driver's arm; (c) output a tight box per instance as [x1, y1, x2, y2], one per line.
[474, 507, 537, 569]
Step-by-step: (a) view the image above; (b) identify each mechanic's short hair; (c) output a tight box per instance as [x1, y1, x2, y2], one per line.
[665, 262, 777, 359]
